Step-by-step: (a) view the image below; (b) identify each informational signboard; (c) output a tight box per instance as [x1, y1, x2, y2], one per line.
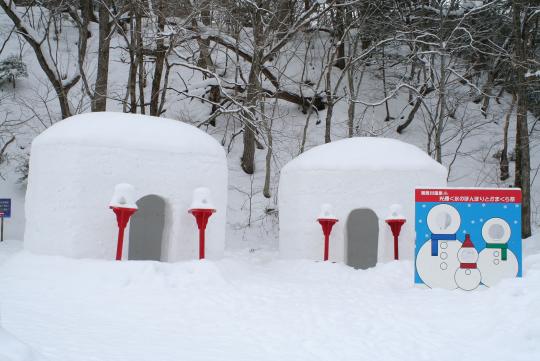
[415, 188, 522, 290]
[0, 198, 11, 218]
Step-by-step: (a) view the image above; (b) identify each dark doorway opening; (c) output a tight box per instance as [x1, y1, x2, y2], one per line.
[128, 195, 165, 261]
[346, 208, 379, 269]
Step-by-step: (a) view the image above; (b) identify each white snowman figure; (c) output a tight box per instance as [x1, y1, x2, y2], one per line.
[454, 234, 482, 291]
[416, 204, 462, 289]
[477, 218, 518, 287]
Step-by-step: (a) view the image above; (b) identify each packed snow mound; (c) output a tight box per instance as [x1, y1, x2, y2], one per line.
[0, 326, 48, 361]
[279, 137, 447, 262]
[24, 112, 228, 261]
[283, 137, 447, 173]
[32, 112, 223, 156]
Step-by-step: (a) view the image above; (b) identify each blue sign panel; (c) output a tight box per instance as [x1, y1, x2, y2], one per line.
[0, 198, 11, 218]
[415, 188, 522, 291]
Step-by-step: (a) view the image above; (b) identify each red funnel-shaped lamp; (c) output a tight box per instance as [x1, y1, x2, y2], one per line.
[188, 187, 216, 260]
[385, 204, 406, 260]
[317, 203, 338, 261]
[109, 183, 138, 261]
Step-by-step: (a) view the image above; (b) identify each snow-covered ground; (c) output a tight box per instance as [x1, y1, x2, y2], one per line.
[0, 326, 47, 361]
[1, 238, 540, 361]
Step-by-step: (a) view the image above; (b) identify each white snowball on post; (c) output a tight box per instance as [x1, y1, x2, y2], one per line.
[109, 183, 138, 209]
[318, 203, 337, 220]
[190, 187, 215, 210]
[387, 204, 405, 220]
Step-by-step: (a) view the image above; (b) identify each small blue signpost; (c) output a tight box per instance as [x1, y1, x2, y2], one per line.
[0, 198, 11, 242]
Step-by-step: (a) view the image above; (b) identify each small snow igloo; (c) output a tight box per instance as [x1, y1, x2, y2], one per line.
[279, 137, 447, 268]
[24, 112, 227, 261]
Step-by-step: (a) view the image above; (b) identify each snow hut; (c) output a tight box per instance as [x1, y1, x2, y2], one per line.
[24, 112, 227, 261]
[279, 137, 447, 268]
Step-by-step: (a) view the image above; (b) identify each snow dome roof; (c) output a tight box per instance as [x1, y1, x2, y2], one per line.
[33, 112, 223, 156]
[283, 137, 447, 173]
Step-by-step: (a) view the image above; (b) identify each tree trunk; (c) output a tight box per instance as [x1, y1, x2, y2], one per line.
[92, 1, 112, 111]
[435, 53, 446, 163]
[126, 8, 137, 113]
[69, 1, 92, 102]
[512, 0, 531, 238]
[241, 7, 265, 175]
[334, 2, 346, 69]
[241, 57, 261, 174]
[480, 71, 495, 117]
[57, 89, 73, 119]
[347, 67, 355, 138]
[194, 1, 214, 72]
[150, 0, 166, 116]
[381, 45, 391, 121]
[136, 10, 145, 114]
[408, 61, 416, 103]
[325, 102, 333, 143]
[325, 64, 333, 143]
[263, 105, 274, 199]
[158, 59, 172, 115]
[500, 93, 515, 181]
[241, 118, 256, 175]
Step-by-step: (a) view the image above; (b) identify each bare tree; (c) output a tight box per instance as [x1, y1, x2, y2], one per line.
[1, 0, 80, 118]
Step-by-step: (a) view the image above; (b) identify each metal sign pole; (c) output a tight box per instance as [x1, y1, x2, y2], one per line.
[0, 212, 4, 242]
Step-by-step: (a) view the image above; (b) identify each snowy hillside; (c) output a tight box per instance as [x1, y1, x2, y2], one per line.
[0, 6, 537, 247]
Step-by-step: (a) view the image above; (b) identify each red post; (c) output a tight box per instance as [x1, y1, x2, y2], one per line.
[110, 206, 137, 261]
[385, 218, 406, 260]
[189, 208, 216, 259]
[317, 218, 338, 261]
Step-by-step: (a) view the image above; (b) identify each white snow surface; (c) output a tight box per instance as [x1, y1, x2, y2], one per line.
[189, 187, 216, 210]
[109, 183, 138, 209]
[0, 238, 539, 361]
[0, 242, 48, 361]
[0, 327, 47, 361]
[32, 112, 224, 157]
[387, 204, 405, 220]
[282, 137, 448, 172]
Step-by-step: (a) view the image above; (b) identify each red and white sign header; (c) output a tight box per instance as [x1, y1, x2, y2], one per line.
[415, 188, 521, 203]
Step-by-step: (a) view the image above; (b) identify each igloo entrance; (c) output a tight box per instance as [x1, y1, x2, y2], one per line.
[346, 209, 379, 269]
[128, 195, 165, 261]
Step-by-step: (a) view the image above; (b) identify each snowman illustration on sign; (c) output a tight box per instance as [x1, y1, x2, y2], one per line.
[477, 218, 518, 287]
[416, 204, 462, 289]
[454, 234, 482, 291]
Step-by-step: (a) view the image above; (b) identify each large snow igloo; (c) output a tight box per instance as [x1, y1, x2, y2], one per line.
[279, 137, 447, 268]
[24, 112, 227, 261]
